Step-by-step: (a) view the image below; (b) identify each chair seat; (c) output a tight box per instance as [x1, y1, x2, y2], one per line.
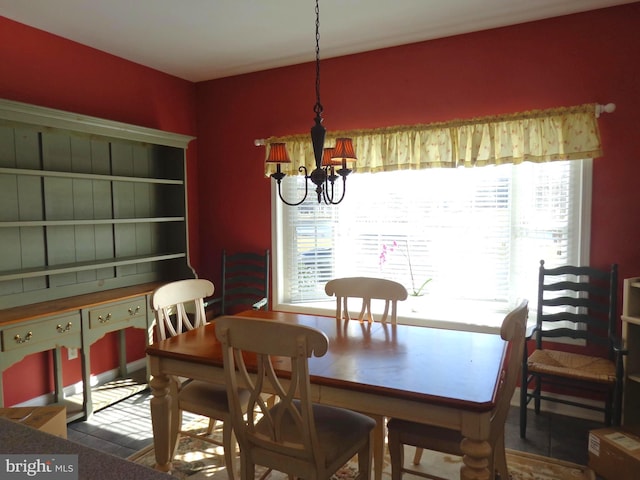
[179, 380, 250, 416]
[527, 349, 616, 384]
[386, 418, 462, 455]
[257, 402, 376, 467]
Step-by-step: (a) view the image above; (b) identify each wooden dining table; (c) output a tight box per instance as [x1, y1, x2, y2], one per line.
[146, 309, 507, 480]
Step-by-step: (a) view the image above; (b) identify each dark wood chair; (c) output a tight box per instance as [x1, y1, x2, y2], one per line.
[387, 300, 529, 480]
[519, 260, 625, 438]
[206, 249, 270, 317]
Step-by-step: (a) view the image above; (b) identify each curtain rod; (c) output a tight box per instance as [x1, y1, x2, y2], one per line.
[596, 102, 616, 117]
[254, 103, 616, 146]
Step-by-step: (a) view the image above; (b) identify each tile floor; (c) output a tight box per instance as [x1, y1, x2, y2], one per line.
[67, 388, 602, 467]
[505, 404, 601, 466]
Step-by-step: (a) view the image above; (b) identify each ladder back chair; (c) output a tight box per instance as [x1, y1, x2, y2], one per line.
[520, 261, 625, 438]
[387, 300, 529, 480]
[215, 315, 376, 480]
[207, 249, 270, 317]
[325, 277, 408, 323]
[151, 279, 249, 479]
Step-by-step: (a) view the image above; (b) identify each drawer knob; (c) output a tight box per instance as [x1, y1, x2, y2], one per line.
[128, 306, 141, 315]
[14, 331, 33, 344]
[56, 322, 73, 333]
[98, 313, 112, 323]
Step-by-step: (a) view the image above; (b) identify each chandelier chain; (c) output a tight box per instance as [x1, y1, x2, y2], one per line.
[314, 0, 322, 115]
[267, 0, 353, 206]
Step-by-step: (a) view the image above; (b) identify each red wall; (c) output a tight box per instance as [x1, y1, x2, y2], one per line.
[195, 3, 640, 295]
[194, 3, 640, 393]
[1, 3, 639, 405]
[0, 17, 198, 405]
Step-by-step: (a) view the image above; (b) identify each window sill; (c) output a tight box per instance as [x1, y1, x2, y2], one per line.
[272, 298, 520, 334]
[273, 298, 585, 346]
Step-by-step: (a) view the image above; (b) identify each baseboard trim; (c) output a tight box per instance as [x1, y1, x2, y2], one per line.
[512, 387, 604, 422]
[15, 358, 148, 408]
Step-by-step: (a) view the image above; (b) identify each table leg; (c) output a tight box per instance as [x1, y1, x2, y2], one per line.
[460, 437, 492, 480]
[371, 415, 384, 480]
[149, 374, 172, 472]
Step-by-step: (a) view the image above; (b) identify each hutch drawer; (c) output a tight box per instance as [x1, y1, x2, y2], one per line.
[1, 312, 81, 353]
[87, 296, 147, 331]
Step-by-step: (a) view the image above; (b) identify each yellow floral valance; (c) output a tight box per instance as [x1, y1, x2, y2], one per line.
[264, 103, 603, 176]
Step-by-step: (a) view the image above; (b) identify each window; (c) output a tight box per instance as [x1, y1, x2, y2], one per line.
[272, 159, 591, 331]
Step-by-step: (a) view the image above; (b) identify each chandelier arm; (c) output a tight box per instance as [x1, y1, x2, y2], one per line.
[321, 167, 338, 204]
[321, 182, 333, 205]
[273, 166, 310, 207]
[327, 168, 339, 185]
[327, 175, 348, 205]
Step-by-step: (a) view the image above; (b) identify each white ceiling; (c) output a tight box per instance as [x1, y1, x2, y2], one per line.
[0, 0, 635, 82]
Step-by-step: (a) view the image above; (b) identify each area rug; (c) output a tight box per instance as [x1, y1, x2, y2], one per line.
[130, 420, 595, 480]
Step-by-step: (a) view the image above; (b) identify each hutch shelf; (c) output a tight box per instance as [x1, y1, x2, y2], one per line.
[0, 98, 195, 420]
[622, 277, 640, 426]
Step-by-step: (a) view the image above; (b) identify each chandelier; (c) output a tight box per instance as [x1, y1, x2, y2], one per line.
[265, 0, 356, 206]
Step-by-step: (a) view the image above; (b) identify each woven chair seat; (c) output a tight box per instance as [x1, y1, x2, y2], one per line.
[527, 349, 616, 384]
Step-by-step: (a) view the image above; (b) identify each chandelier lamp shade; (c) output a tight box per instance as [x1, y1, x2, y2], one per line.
[265, 0, 356, 206]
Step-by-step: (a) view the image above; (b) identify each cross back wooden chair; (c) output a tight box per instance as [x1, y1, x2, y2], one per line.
[520, 261, 625, 438]
[325, 277, 408, 323]
[215, 315, 376, 480]
[387, 299, 529, 480]
[151, 279, 249, 479]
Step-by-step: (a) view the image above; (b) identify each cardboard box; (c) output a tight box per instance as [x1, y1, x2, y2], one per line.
[0, 405, 67, 438]
[588, 427, 640, 480]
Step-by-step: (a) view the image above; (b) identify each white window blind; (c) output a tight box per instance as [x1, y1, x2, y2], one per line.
[273, 159, 590, 327]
